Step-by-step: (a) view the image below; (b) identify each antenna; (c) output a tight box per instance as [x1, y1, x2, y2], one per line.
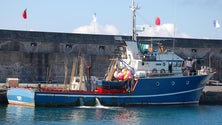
[130, 0, 140, 41]
[173, 24, 175, 50]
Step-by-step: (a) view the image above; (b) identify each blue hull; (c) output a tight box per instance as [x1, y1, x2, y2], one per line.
[7, 88, 35, 106]
[7, 75, 209, 107]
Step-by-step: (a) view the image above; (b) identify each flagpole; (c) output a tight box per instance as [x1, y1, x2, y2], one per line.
[26, 19, 28, 31]
[211, 26, 215, 39]
[26, 9, 28, 31]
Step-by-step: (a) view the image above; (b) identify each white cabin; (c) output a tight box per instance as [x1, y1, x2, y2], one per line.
[121, 41, 184, 77]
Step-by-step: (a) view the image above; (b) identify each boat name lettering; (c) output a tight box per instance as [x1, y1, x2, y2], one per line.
[17, 96, 22, 101]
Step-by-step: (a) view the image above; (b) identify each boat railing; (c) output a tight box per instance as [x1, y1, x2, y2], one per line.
[134, 68, 203, 78]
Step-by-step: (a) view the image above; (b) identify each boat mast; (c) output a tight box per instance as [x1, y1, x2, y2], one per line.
[131, 0, 140, 41]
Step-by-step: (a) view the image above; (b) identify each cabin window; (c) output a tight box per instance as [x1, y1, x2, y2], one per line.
[156, 63, 161, 66]
[178, 62, 182, 67]
[169, 62, 172, 73]
[173, 62, 181, 67]
[174, 62, 178, 67]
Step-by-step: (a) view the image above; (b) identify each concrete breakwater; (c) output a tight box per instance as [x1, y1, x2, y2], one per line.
[200, 86, 222, 105]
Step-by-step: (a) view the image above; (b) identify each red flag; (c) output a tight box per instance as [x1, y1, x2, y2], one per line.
[155, 17, 160, 26]
[22, 9, 27, 19]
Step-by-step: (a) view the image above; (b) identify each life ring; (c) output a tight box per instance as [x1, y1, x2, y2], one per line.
[160, 69, 166, 73]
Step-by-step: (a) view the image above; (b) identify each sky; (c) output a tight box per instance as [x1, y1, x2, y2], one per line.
[0, 0, 221, 39]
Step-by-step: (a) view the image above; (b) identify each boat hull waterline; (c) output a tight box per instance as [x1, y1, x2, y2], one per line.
[7, 75, 209, 107]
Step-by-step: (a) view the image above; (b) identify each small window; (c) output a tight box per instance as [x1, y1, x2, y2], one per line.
[192, 49, 197, 53]
[99, 46, 105, 50]
[66, 44, 72, 49]
[30, 42, 37, 47]
[156, 63, 161, 66]
[99, 46, 105, 54]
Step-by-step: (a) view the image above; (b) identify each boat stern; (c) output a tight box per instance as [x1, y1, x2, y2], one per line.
[7, 88, 35, 106]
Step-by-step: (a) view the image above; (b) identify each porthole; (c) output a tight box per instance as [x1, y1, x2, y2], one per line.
[186, 81, 190, 85]
[171, 81, 175, 86]
[156, 82, 160, 86]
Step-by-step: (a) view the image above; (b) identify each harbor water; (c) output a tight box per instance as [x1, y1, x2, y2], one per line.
[0, 104, 222, 125]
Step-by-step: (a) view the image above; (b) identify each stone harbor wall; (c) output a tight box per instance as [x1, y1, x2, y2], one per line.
[0, 29, 222, 83]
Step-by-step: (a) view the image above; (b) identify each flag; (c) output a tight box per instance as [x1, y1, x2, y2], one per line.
[155, 17, 160, 26]
[213, 20, 220, 29]
[22, 9, 27, 19]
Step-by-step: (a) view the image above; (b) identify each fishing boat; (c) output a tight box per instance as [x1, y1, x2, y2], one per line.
[7, 0, 214, 107]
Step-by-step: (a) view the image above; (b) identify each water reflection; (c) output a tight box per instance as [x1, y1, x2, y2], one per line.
[115, 108, 140, 125]
[5, 105, 34, 124]
[32, 106, 139, 124]
[1, 105, 222, 125]
[2, 105, 197, 124]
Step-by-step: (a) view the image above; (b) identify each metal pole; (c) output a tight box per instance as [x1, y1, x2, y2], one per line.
[130, 0, 140, 41]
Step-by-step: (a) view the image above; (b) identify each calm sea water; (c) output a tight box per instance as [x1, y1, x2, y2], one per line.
[0, 104, 222, 125]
